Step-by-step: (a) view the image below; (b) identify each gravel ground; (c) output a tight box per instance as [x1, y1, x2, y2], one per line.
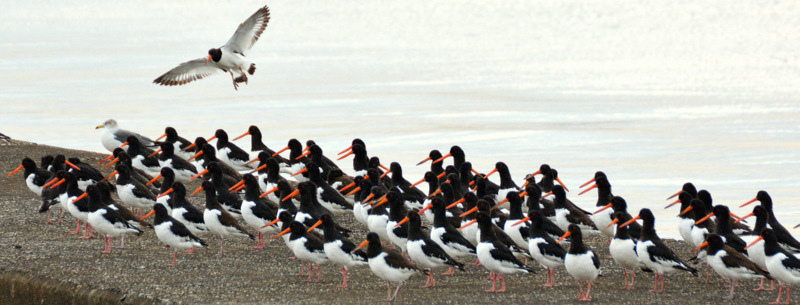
[0, 139, 781, 304]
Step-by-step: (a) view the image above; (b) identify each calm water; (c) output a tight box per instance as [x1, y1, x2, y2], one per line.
[2, 0, 800, 237]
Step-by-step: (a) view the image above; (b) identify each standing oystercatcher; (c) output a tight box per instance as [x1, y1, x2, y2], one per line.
[559, 224, 600, 301]
[608, 211, 640, 290]
[154, 127, 195, 160]
[240, 174, 278, 249]
[154, 142, 197, 183]
[141, 204, 207, 266]
[307, 214, 366, 288]
[698, 233, 772, 299]
[80, 185, 142, 253]
[747, 229, 800, 304]
[401, 211, 465, 288]
[273, 221, 328, 282]
[114, 164, 157, 215]
[208, 129, 252, 171]
[9, 157, 53, 196]
[160, 182, 208, 236]
[741, 190, 800, 252]
[200, 181, 254, 255]
[473, 212, 534, 292]
[353, 232, 427, 301]
[518, 210, 566, 288]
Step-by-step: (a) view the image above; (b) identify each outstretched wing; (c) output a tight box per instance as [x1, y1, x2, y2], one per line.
[153, 58, 224, 86]
[222, 6, 270, 55]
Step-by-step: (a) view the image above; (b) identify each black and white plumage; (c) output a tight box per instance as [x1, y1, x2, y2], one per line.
[9, 157, 53, 197]
[700, 234, 771, 299]
[623, 208, 697, 293]
[483, 162, 520, 208]
[354, 233, 427, 301]
[474, 212, 534, 292]
[273, 221, 328, 282]
[741, 190, 800, 252]
[403, 211, 465, 288]
[240, 174, 278, 249]
[560, 224, 600, 301]
[155, 127, 195, 160]
[382, 191, 410, 252]
[66, 158, 104, 192]
[58, 172, 94, 238]
[123, 136, 160, 177]
[608, 211, 640, 290]
[153, 5, 270, 90]
[308, 214, 366, 288]
[550, 185, 598, 233]
[155, 142, 197, 183]
[523, 210, 566, 288]
[429, 197, 476, 263]
[303, 162, 353, 215]
[142, 204, 207, 266]
[209, 129, 252, 171]
[114, 164, 158, 213]
[38, 170, 66, 224]
[82, 185, 142, 253]
[200, 181, 254, 255]
[96, 119, 154, 152]
[751, 229, 800, 304]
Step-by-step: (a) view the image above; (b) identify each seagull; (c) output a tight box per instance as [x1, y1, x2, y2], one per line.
[153, 6, 270, 90]
[96, 119, 154, 152]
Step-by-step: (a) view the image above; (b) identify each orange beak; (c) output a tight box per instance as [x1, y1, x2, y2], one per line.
[65, 160, 81, 171]
[518, 191, 527, 197]
[147, 148, 162, 158]
[379, 164, 390, 171]
[140, 209, 156, 221]
[248, 164, 266, 175]
[154, 133, 167, 142]
[205, 55, 212, 64]
[339, 182, 356, 193]
[272, 146, 289, 157]
[43, 178, 59, 188]
[729, 212, 744, 222]
[228, 180, 245, 191]
[606, 217, 620, 229]
[740, 197, 758, 208]
[542, 191, 553, 198]
[695, 213, 713, 225]
[295, 150, 311, 160]
[692, 241, 709, 252]
[459, 206, 478, 217]
[446, 198, 465, 209]
[206, 135, 217, 142]
[521, 180, 529, 188]
[262, 217, 281, 229]
[579, 177, 596, 189]
[72, 192, 88, 203]
[190, 169, 208, 180]
[416, 157, 431, 166]
[282, 189, 300, 202]
[557, 231, 572, 243]
[272, 227, 292, 239]
[459, 219, 477, 230]
[666, 190, 683, 200]
[436, 172, 446, 179]
[260, 186, 278, 198]
[578, 184, 597, 196]
[291, 168, 308, 177]
[187, 151, 203, 162]
[373, 196, 388, 207]
[409, 178, 425, 189]
[156, 188, 174, 199]
[555, 177, 569, 192]
[353, 240, 369, 252]
[665, 198, 681, 209]
[418, 203, 434, 215]
[745, 236, 764, 250]
[337, 145, 353, 156]
[379, 169, 392, 178]
[620, 215, 641, 228]
[531, 170, 542, 176]
[101, 170, 118, 182]
[344, 186, 361, 197]
[593, 203, 613, 214]
[98, 154, 115, 164]
[679, 206, 693, 216]
[118, 141, 128, 148]
[190, 186, 204, 196]
[246, 157, 260, 166]
[307, 220, 323, 232]
[102, 157, 119, 169]
[510, 216, 530, 227]
[232, 184, 245, 193]
[8, 165, 23, 176]
[432, 153, 452, 164]
[336, 150, 354, 161]
[182, 143, 196, 151]
[395, 217, 410, 228]
[428, 188, 442, 198]
[736, 212, 754, 224]
[496, 198, 509, 206]
[361, 193, 375, 204]
[147, 174, 162, 186]
[484, 168, 498, 178]
[49, 178, 65, 189]
[232, 131, 250, 141]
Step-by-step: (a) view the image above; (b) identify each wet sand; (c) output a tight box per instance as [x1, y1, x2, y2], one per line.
[0, 139, 781, 304]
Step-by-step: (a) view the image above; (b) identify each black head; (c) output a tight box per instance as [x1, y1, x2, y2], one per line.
[309, 144, 323, 157]
[761, 228, 776, 241]
[406, 211, 422, 225]
[551, 184, 567, 199]
[752, 205, 768, 220]
[247, 125, 261, 137]
[165, 127, 178, 137]
[368, 157, 381, 170]
[278, 211, 293, 222]
[126, 136, 141, 147]
[494, 162, 508, 172]
[366, 232, 381, 244]
[475, 212, 492, 226]
[429, 149, 442, 160]
[611, 196, 627, 211]
[389, 162, 402, 176]
[287, 139, 302, 150]
[67, 158, 81, 165]
[681, 182, 698, 197]
[200, 180, 215, 193]
[214, 129, 228, 142]
[705, 233, 725, 249]
[201, 144, 216, 156]
[524, 184, 542, 200]
[297, 181, 316, 195]
[352, 138, 366, 148]
[171, 182, 187, 196]
[289, 221, 308, 235]
[160, 167, 175, 179]
[539, 164, 553, 175]
[21, 158, 37, 170]
[306, 140, 316, 148]
[40, 156, 54, 168]
[351, 144, 367, 157]
[96, 181, 113, 198]
[449, 145, 464, 157]
[756, 191, 771, 205]
[698, 190, 712, 208]
[319, 213, 334, 225]
[711, 205, 730, 218]
[638, 208, 656, 225]
[243, 173, 257, 184]
[444, 165, 457, 176]
[116, 164, 132, 177]
[594, 171, 607, 180]
[475, 199, 492, 211]
[205, 161, 222, 174]
[194, 137, 208, 148]
[208, 48, 222, 62]
[567, 224, 583, 239]
[112, 147, 125, 157]
[159, 141, 175, 155]
[153, 203, 169, 214]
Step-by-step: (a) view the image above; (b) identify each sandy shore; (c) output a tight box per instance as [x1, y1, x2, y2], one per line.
[0, 139, 781, 304]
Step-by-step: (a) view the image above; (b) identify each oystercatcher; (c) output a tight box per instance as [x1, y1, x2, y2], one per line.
[307, 214, 366, 288]
[353, 232, 427, 301]
[560, 224, 600, 301]
[81, 185, 143, 253]
[141, 204, 207, 266]
[400, 211, 465, 288]
[698, 233, 772, 299]
[473, 212, 534, 292]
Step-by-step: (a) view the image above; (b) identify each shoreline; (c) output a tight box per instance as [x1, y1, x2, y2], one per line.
[0, 139, 780, 304]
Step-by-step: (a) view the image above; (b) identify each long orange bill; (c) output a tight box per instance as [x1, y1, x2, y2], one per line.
[147, 148, 162, 158]
[272, 146, 289, 157]
[232, 131, 250, 141]
[206, 135, 217, 142]
[418, 203, 434, 215]
[379, 164, 390, 171]
[739, 197, 758, 208]
[295, 150, 311, 160]
[409, 178, 425, 189]
[496, 198, 509, 206]
[471, 169, 480, 175]
[140, 209, 156, 221]
[154, 133, 167, 142]
[666, 190, 683, 200]
[542, 191, 553, 198]
[458, 219, 477, 230]
[735, 212, 754, 224]
[233, 184, 246, 192]
[49, 178, 65, 189]
[531, 170, 542, 176]
[394, 217, 410, 228]
[579, 178, 596, 189]
[459, 206, 478, 217]
[373, 197, 388, 207]
[291, 168, 308, 177]
[190, 186, 203, 196]
[8, 165, 23, 176]
[187, 151, 203, 162]
[283, 189, 300, 201]
[205, 55, 212, 64]
[101, 171, 118, 182]
[248, 164, 267, 175]
[99, 154, 115, 164]
[361, 193, 375, 204]
[147, 174, 162, 186]
[446, 198, 465, 209]
[679, 206, 693, 216]
[593, 203, 613, 214]
[416, 157, 431, 166]
[307, 220, 323, 232]
[228, 180, 245, 191]
[606, 217, 620, 229]
[468, 181, 475, 187]
[379, 169, 391, 178]
[432, 153, 452, 164]
[619, 215, 641, 228]
[484, 168, 498, 178]
[260, 186, 278, 198]
[262, 217, 281, 228]
[745, 236, 764, 250]
[436, 172, 446, 179]
[344, 187, 361, 197]
[102, 158, 119, 169]
[352, 240, 369, 253]
[518, 191, 528, 197]
[692, 241, 709, 252]
[271, 227, 292, 239]
[302, 146, 310, 153]
[511, 216, 530, 227]
[118, 141, 128, 148]
[555, 177, 569, 192]
[65, 160, 81, 171]
[695, 213, 713, 225]
[665, 198, 681, 209]
[182, 143, 196, 151]
[337, 145, 353, 156]
[157, 188, 174, 199]
[42, 178, 59, 188]
[339, 182, 356, 193]
[556, 231, 572, 243]
[190, 169, 208, 180]
[729, 212, 745, 222]
[72, 192, 88, 203]
[246, 157, 260, 165]
[336, 151, 354, 161]
[428, 188, 442, 198]
[521, 180, 529, 188]
[578, 184, 597, 196]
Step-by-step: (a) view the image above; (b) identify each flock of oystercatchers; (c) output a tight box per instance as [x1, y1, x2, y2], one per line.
[8, 119, 800, 302]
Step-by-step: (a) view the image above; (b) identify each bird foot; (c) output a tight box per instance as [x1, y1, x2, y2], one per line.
[248, 63, 256, 75]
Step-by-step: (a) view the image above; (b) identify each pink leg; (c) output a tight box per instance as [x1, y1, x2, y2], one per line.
[46, 209, 53, 224]
[296, 261, 308, 276]
[485, 273, 497, 292]
[69, 220, 82, 234]
[472, 258, 482, 266]
[167, 251, 177, 266]
[316, 264, 322, 282]
[629, 270, 636, 289]
[784, 285, 792, 305]
[186, 247, 196, 253]
[102, 237, 112, 253]
[770, 285, 784, 304]
[422, 271, 434, 288]
[252, 232, 265, 249]
[767, 280, 775, 291]
[339, 267, 348, 288]
[496, 274, 506, 292]
[581, 282, 593, 301]
[577, 280, 586, 299]
[441, 266, 455, 276]
[622, 269, 628, 289]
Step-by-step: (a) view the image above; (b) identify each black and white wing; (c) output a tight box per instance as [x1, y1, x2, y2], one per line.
[222, 6, 270, 55]
[153, 58, 225, 86]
